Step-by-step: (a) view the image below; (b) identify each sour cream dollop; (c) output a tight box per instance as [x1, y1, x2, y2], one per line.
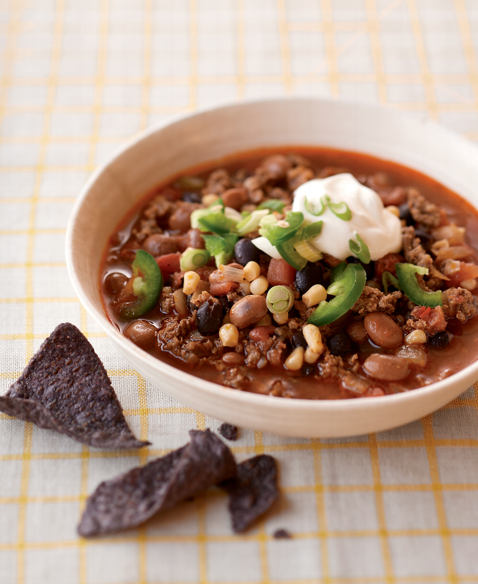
[291, 173, 402, 261]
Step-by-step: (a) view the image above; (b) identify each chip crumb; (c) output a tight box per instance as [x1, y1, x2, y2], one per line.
[219, 423, 238, 441]
[273, 528, 291, 539]
[222, 454, 279, 533]
[78, 429, 237, 537]
[0, 323, 148, 450]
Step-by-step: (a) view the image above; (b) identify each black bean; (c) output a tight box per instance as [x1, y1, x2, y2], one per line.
[346, 256, 374, 279]
[302, 364, 315, 376]
[182, 191, 202, 203]
[216, 295, 232, 311]
[399, 203, 413, 225]
[234, 239, 261, 266]
[196, 299, 223, 336]
[327, 332, 352, 356]
[295, 262, 323, 295]
[428, 331, 450, 349]
[291, 332, 307, 350]
[414, 228, 432, 250]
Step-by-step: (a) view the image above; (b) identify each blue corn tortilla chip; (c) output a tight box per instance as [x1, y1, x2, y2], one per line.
[0, 323, 148, 450]
[78, 429, 237, 537]
[222, 454, 279, 533]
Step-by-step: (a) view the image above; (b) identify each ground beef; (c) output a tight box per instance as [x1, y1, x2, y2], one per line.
[351, 286, 402, 315]
[407, 188, 442, 228]
[287, 165, 314, 191]
[158, 315, 195, 344]
[443, 287, 477, 322]
[160, 289, 175, 314]
[222, 366, 249, 389]
[403, 305, 447, 335]
[402, 226, 433, 269]
[188, 290, 211, 309]
[318, 353, 343, 377]
[203, 169, 232, 195]
[132, 218, 162, 242]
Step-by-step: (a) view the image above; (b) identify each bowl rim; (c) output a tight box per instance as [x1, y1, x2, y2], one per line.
[66, 96, 478, 412]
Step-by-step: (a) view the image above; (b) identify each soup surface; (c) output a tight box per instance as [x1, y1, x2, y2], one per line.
[101, 148, 478, 399]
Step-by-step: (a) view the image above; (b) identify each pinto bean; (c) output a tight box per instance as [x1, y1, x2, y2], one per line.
[222, 352, 245, 366]
[123, 320, 158, 350]
[261, 154, 291, 180]
[229, 295, 268, 329]
[168, 202, 200, 233]
[346, 320, 368, 343]
[364, 312, 403, 349]
[221, 188, 248, 210]
[104, 272, 128, 296]
[143, 234, 179, 256]
[363, 354, 410, 381]
[249, 325, 276, 343]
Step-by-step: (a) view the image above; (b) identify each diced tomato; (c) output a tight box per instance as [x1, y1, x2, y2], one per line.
[446, 262, 478, 287]
[267, 258, 297, 287]
[249, 326, 276, 343]
[439, 208, 450, 226]
[156, 253, 181, 274]
[411, 305, 447, 334]
[209, 281, 239, 296]
[374, 253, 404, 281]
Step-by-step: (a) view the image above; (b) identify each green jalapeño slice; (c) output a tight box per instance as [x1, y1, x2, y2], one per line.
[395, 263, 443, 307]
[117, 250, 163, 320]
[307, 262, 366, 326]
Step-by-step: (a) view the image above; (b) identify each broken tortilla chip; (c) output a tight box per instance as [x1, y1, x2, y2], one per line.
[222, 454, 279, 533]
[78, 429, 237, 537]
[0, 323, 149, 450]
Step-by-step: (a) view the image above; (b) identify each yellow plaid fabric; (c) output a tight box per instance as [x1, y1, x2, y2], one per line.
[2, 0, 478, 582]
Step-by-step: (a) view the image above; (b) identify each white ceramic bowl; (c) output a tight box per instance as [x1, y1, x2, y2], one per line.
[66, 98, 478, 438]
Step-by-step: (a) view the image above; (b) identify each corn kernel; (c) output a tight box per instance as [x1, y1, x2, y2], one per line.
[302, 324, 324, 355]
[244, 261, 261, 282]
[250, 275, 269, 295]
[285, 346, 304, 370]
[202, 193, 219, 206]
[183, 271, 200, 295]
[219, 323, 239, 347]
[405, 329, 427, 345]
[386, 205, 401, 217]
[302, 284, 327, 308]
[256, 314, 272, 327]
[366, 279, 381, 289]
[273, 311, 289, 325]
[304, 348, 320, 364]
[240, 281, 251, 295]
[460, 279, 477, 291]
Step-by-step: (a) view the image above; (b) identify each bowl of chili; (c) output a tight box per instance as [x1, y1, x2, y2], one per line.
[66, 98, 478, 437]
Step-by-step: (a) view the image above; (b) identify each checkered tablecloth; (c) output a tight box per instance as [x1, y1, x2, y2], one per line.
[2, 0, 478, 582]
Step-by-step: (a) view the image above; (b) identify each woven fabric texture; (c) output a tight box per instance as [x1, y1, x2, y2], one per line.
[2, 0, 478, 582]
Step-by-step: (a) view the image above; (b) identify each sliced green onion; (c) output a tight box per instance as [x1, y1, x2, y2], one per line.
[382, 271, 400, 294]
[266, 286, 295, 314]
[348, 232, 371, 264]
[202, 233, 238, 267]
[180, 248, 211, 271]
[305, 195, 328, 216]
[257, 199, 286, 213]
[259, 211, 304, 246]
[303, 221, 323, 239]
[329, 201, 352, 221]
[198, 212, 236, 235]
[236, 209, 270, 236]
